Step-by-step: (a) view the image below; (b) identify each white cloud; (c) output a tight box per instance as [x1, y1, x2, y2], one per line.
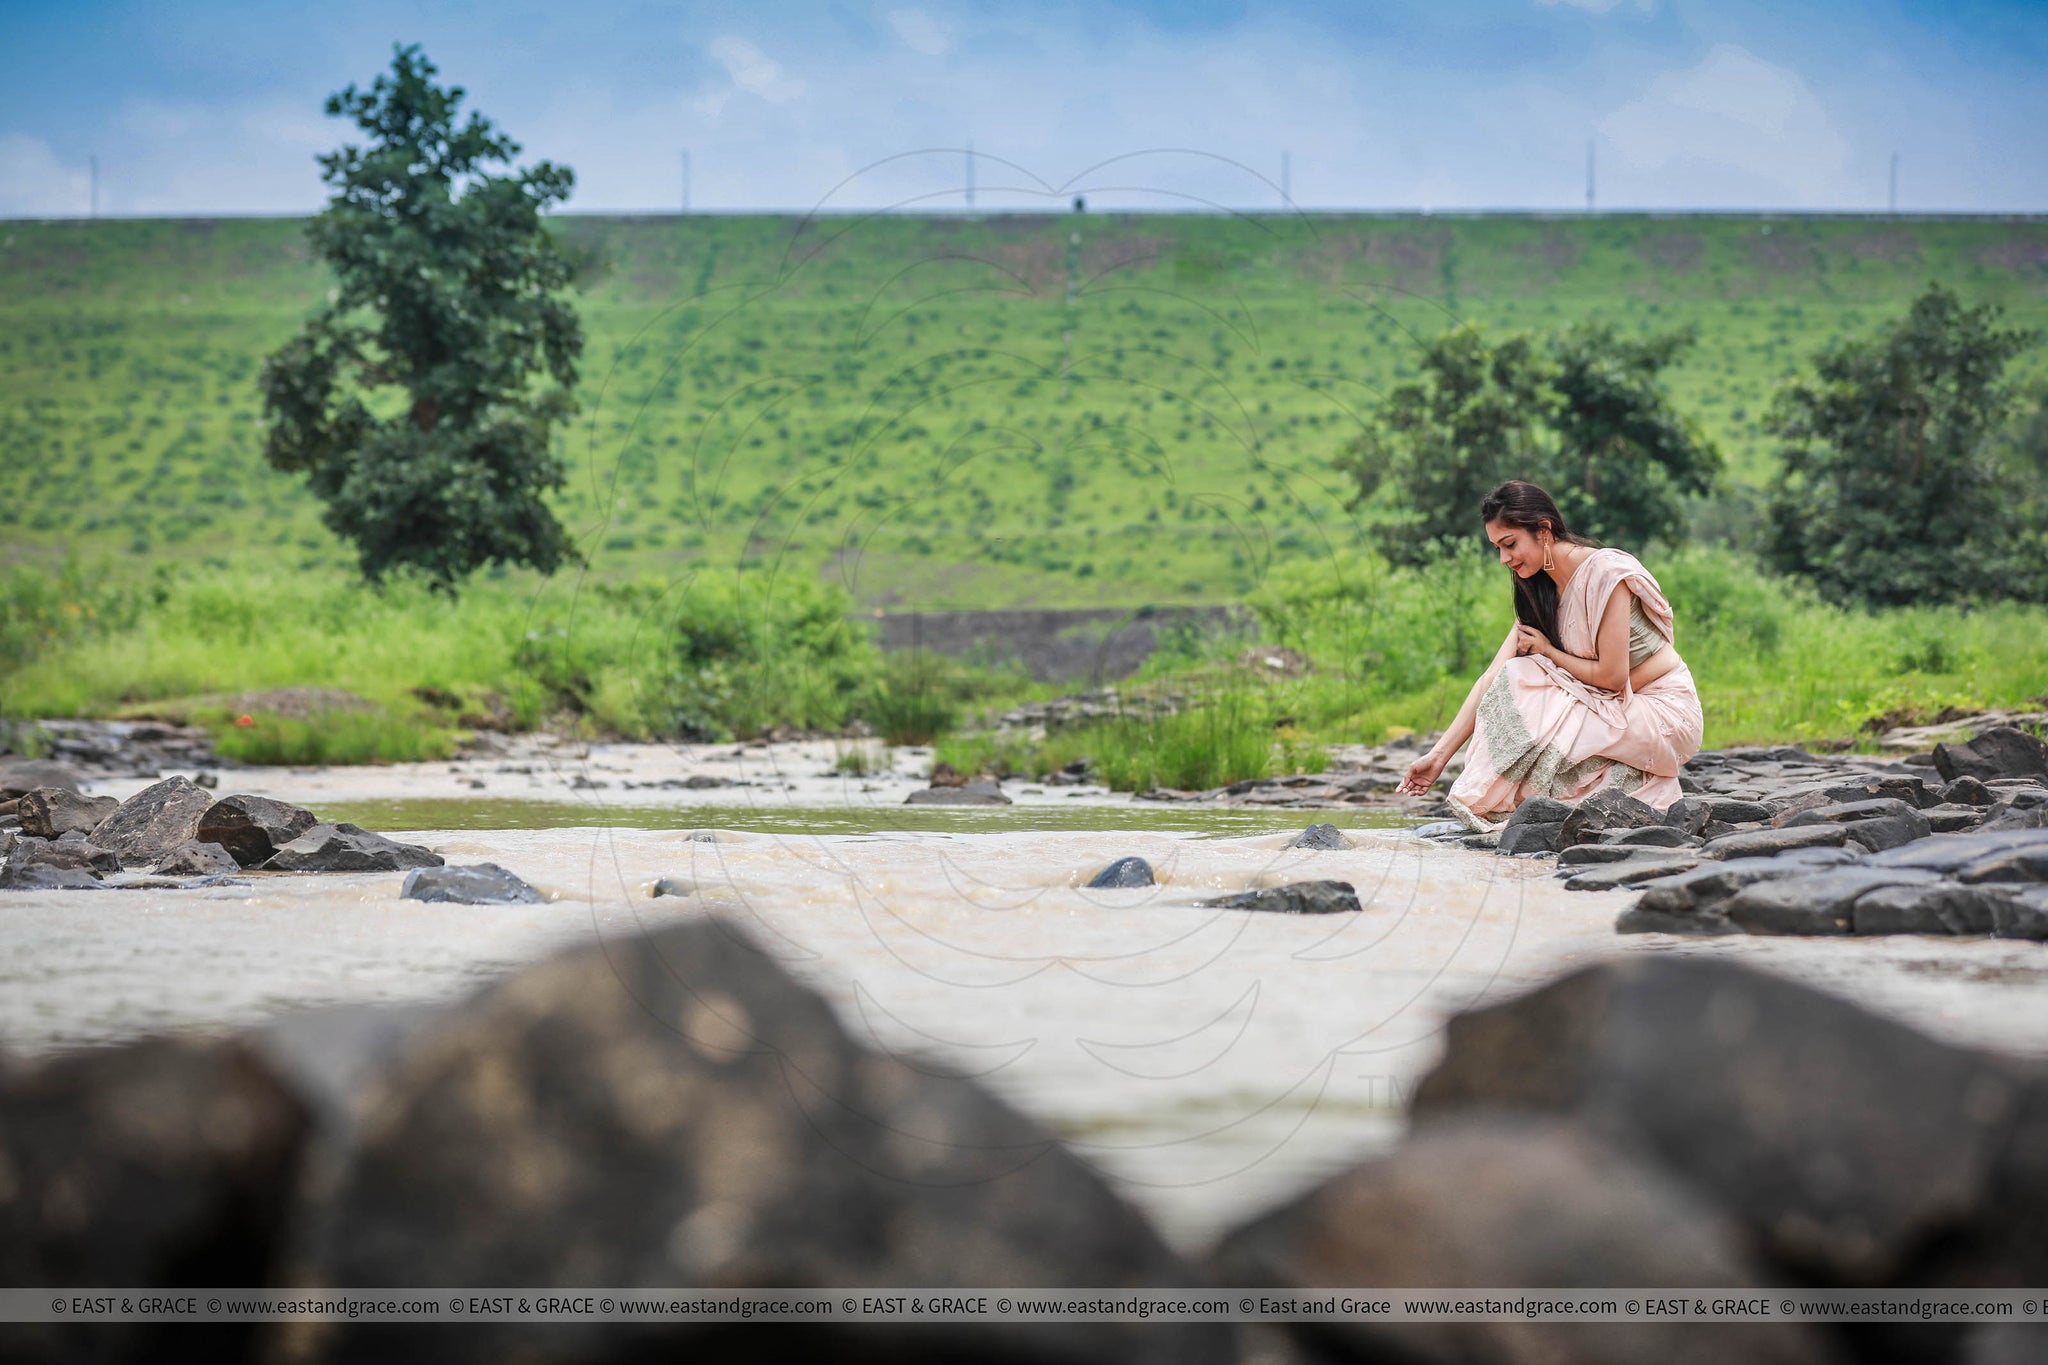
[0, 134, 92, 216]
[695, 35, 806, 119]
[887, 8, 951, 57]
[1597, 43, 1853, 206]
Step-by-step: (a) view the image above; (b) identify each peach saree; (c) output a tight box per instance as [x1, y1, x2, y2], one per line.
[1445, 548, 1703, 831]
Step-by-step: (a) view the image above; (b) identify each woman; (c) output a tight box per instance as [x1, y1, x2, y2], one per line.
[1396, 480, 1704, 832]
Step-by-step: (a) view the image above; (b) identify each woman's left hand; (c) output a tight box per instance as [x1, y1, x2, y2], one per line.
[1511, 623, 1551, 660]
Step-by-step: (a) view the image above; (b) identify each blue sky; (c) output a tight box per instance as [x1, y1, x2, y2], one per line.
[2, 0, 2044, 216]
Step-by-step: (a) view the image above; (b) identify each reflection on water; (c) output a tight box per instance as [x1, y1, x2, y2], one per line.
[317, 797, 1420, 837]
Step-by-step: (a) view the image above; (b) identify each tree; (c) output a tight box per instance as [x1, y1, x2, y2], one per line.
[1338, 322, 1717, 561]
[261, 44, 584, 591]
[1763, 284, 2040, 608]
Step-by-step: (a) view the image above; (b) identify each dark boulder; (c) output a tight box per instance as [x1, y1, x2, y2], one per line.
[1955, 844, 2048, 884]
[1820, 773, 1937, 809]
[1662, 795, 1713, 836]
[1722, 867, 1942, 935]
[1866, 829, 2048, 875]
[1559, 843, 1653, 865]
[0, 1037, 309, 1363]
[262, 823, 443, 873]
[1211, 1115, 1831, 1365]
[1702, 824, 1855, 860]
[148, 840, 239, 878]
[1852, 882, 2017, 936]
[1616, 902, 1740, 936]
[1943, 775, 1997, 806]
[16, 788, 119, 839]
[1934, 726, 2048, 784]
[649, 877, 694, 898]
[91, 776, 214, 868]
[1410, 821, 1468, 840]
[1560, 856, 1699, 892]
[399, 864, 545, 905]
[1086, 856, 1155, 889]
[308, 918, 1218, 1365]
[1411, 957, 2026, 1284]
[19, 837, 120, 875]
[1559, 788, 1659, 848]
[0, 863, 104, 891]
[1921, 804, 1985, 833]
[1991, 888, 2048, 940]
[905, 780, 1012, 806]
[0, 759, 85, 799]
[1199, 881, 1361, 914]
[1602, 824, 1697, 848]
[195, 794, 319, 869]
[1978, 802, 2048, 833]
[1289, 822, 1350, 851]
[1631, 849, 1864, 916]
[1781, 798, 1933, 853]
[1495, 796, 1572, 855]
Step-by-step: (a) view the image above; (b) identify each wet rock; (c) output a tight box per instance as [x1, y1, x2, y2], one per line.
[16, 788, 119, 839]
[1781, 798, 1933, 852]
[0, 1037, 309, 1362]
[1410, 821, 1467, 840]
[1496, 821, 1562, 856]
[1559, 843, 1656, 865]
[1991, 888, 2048, 940]
[1865, 829, 2048, 875]
[1601, 824, 1697, 848]
[1933, 726, 2048, 784]
[1701, 797, 1776, 825]
[1852, 882, 2017, 936]
[400, 864, 545, 905]
[149, 840, 240, 878]
[90, 776, 214, 869]
[1978, 802, 2048, 833]
[112, 874, 250, 891]
[1820, 773, 1938, 809]
[195, 794, 320, 868]
[0, 759, 85, 799]
[1615, 902, 1740, 936]
[1559, 789, 1659, 848]
[650, 877, 694, 898]
[1199, 880, 1361, 914]
[1411, 956, 2026, 1284]
[309, 918, 1215, 1365]
[1701, 823, 1855, 860]
[262, 823, 443, 873]
[1087, 856, 1155, 889]
[1561, 856, 1699, 891]
[1923, 804, 1987, 833]
[1945, 775, 1998, 806]
[1722, 867, 1942, 935]
[18, 837, 120, 875]
[0, 863, 104, 891]
[1211, 1115, 1830, 1365]
[1459, 832, 1501, 851]
[1662, 795, 1713, 836]
[905, 779, 1011, 806]
[1289, 822, 1350, 851]
[1956, 845, 2048, 884]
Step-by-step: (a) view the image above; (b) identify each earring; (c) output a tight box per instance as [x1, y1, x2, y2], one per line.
[1542, 537, 1554, 573]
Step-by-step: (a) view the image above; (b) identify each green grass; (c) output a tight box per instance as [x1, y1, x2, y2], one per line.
[4, 213, 2046, 610]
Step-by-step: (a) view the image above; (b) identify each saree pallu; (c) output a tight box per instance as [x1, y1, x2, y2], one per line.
[1445, 549, 1704, 830]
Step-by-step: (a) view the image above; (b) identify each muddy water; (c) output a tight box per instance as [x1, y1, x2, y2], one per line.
[5, 810, 2048, 1252]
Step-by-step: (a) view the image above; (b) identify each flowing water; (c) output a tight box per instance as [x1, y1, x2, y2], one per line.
[6, 797, 2048, 1251]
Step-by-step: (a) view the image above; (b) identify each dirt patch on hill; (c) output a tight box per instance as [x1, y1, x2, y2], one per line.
[1845, 229, 1921, 262]
[1980, 234, 2048, 272]
[1746, 229, 1815, 275]
[1521, 229, 1583, 277]
[1296, 226, 1448, 293]
[1636, 231, 1704, 275]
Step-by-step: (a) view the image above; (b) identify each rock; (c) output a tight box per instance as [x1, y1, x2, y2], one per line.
[1723, 867, 1943, 935]
[16, 788, 119, 839]
[1615, 903, 1740, 936]
[1560, 843, 1655, 865]
[1923, 804, 1987, 833]
[1559, 789, 1659, 848]
[1410, 821, 1467, 840]
[90, 776, 214, 868]
[262, 823, 443, 873]
[650, 877, 694, 898]
[1991, 889, 2048, 940]
[149, 840, 240, 878]
[0, 1037, 309, 1363]
[1199, 881, 1361, 914]
[680, 774, 733, 789]
[1662, 795, 1712, 836]
[400, 864, 545, 905]
[1289, 822, 1350, 851]
[113, 874, 250, 891]
[1087, 856, 1155, 889]
[1956, 845, 2048, 884]
[1945, 775, 1998, 806]
[1496, 821, 1563, 855]
[905, 780, 1011, 806]
[195, 794, 320, 868]
[1459, 833, 1500, 851]
[1852, 882, 2018, 936]
[1631, 852, 1867, 917]
[1702, 797, 1776, 824]
[0, 759, 85, 799]
[1978, 802, 2048, 833]
[1866, 829, 2048, 874]
[0, 863, 104, 891]
[1781, 798, 1934, 852]
[1602, 824, 1697, 848]
[1821, 773, 1938, 809]
[18, 837, 120, 875]
[1933, 726, 2048, 784]
[1701, 823, 1855, 860]
[1411, 957, 2027, 1284]
[310, 918, 1217, 1365]
[1210, 1115, 1831, 1365]
[1561, 857, 1699, 891]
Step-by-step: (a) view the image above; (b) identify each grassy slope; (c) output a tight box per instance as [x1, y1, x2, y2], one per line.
[5, 212, 2047, 609]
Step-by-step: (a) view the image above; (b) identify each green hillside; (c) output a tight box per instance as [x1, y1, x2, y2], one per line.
[4, 212, 2046, 608]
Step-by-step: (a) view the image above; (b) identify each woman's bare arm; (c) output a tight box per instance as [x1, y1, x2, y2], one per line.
[1531, 588, 1633, 692]
[1423, 626, 1519, 762]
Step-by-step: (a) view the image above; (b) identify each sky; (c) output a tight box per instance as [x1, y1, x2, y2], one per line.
[2, 0, 2045, 218]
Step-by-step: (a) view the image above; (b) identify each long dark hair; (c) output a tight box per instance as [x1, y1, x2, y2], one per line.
[1480, 481, 1598, 650]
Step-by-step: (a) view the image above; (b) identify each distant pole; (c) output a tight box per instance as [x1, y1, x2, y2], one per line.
[966, 139, 974, 210]
[1281, 150, 1291, 206]
[1585, 140, 1595, 213]
[89, 155, 98, 217]
[681, 148, 691, 213]
[1889, 152, 1898, 215]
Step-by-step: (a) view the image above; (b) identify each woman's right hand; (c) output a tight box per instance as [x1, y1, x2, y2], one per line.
[1397, 750, 1448, 796]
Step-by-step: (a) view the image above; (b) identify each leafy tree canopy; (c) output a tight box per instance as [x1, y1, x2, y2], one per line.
[260, 43, 585, 592]
[1337, 321, 1719, 564]
[1763, 283, 2043, 608]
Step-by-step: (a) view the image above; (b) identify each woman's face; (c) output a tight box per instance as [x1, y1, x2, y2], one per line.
[1485, 519, 1546, 578]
